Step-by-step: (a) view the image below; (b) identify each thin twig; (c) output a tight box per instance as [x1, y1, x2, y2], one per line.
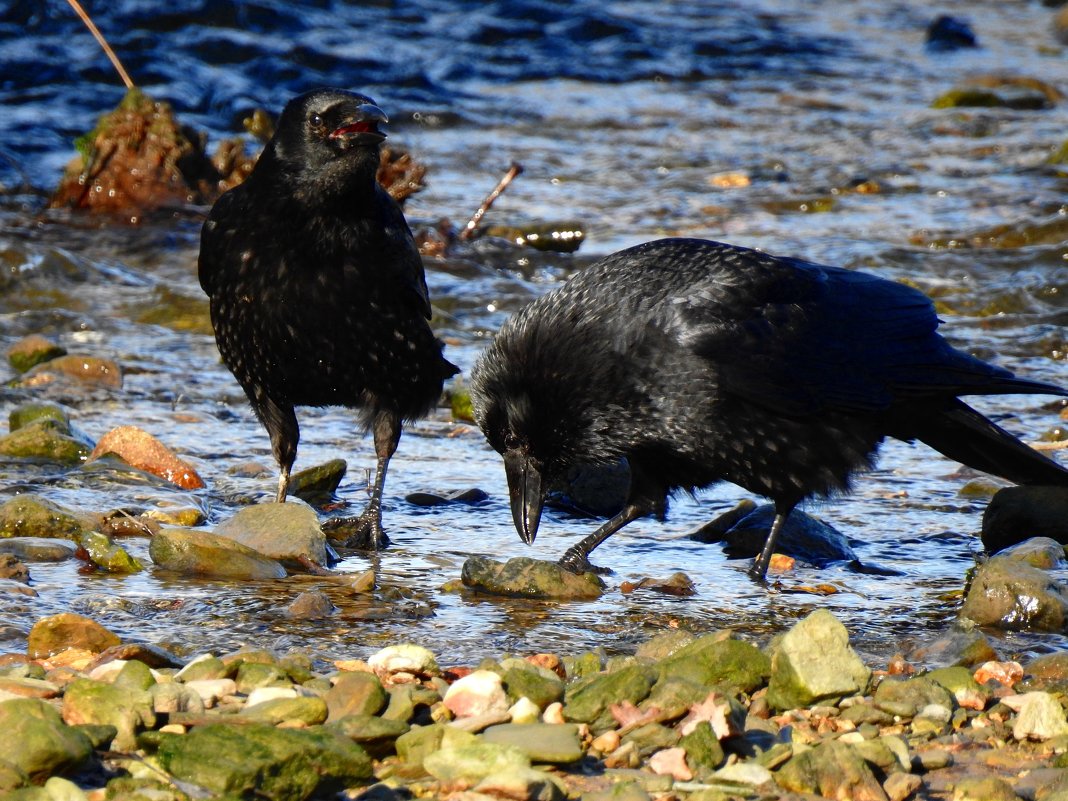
[64, 0, 136, 90]
[458, 162, 523, 241]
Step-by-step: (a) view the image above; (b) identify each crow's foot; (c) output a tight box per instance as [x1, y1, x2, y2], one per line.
[323, 513, 391, 551]
[558, 547, 611, 576]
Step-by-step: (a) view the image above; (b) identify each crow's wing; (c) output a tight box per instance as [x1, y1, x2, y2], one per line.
[369, 185, 432, 320]
[674, 252, 1015, 417]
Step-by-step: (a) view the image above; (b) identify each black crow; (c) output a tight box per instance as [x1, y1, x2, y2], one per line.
[198, 88, 458, 549]
[470, 238, 1068, 580]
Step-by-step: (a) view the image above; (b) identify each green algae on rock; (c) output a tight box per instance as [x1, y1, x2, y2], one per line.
[461, 555, 607, 600]
[149, 526, 287, 580]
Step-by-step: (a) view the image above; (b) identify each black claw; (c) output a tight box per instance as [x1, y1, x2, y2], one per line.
[559, 548, 610, 575]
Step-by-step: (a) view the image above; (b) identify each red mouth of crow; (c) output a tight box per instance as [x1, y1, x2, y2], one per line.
[330, 121, 385, 140]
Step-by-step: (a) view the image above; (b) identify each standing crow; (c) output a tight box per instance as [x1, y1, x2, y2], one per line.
[470, 238, 1068, 580]
[199, 88, 458, 549]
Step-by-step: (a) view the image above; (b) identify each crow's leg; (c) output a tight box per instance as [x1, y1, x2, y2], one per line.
[558, 501, 650, 574]
[349, 410, 401, 551]
[258, 397, 299, 504]
[748, 501, 796, 582]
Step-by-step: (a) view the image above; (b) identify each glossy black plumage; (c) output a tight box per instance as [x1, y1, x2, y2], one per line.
[199, 88, 457, 548]
[470, 238, 1068, 579]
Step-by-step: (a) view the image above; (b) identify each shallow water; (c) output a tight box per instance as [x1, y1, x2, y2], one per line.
[1, 0, 1067, 668]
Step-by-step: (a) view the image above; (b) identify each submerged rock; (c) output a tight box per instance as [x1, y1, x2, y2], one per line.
[0, 537, 78, 562]
[21, 354, 123, 390]
[932, 75, 1062, 110]
[149, 526, 286, 580]
[461, 556, 606, 600]
[925, 14, 978, 51]
[78, 531, 144, 574]
[6, 335, 66, 373]
[982, 486, 1068, 553]
[88, 426, 204, 490]
[285, 590, 335, 619]
[213, 502, 328, 567]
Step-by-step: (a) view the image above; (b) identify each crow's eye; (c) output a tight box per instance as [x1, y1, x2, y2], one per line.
[309, 113, 324, 128]
[503, 432, 521, 451]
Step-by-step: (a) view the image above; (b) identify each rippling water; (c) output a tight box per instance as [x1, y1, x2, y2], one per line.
[1, 0, 1067, 667]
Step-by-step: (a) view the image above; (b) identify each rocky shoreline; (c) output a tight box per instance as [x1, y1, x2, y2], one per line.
[2, 604, 1067, 801]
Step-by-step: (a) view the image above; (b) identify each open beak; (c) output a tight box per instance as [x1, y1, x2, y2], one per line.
[329, 103, 388, 144]
[503, 449, 544, 545]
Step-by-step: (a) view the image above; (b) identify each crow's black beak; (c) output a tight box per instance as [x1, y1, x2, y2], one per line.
[503, 449, 544, 545]
[329, 104, 388, 144]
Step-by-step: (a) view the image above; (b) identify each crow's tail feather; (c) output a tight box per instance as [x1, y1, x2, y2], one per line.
[912, 401, 1068, 487]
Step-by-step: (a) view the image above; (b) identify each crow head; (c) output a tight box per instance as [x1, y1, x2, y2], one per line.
[472, 311, 632, 546]
[266, 88, 388, 197]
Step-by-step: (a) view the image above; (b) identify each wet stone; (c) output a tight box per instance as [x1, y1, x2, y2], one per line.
[22, 354, 123, 389]
[0, 537, 79, 562]
[78, 530, 144, 574]
[88, 425, 204, 490]
[289, 458, 347, 500]
[286, 590, 336, 619]
[149, 526, 287, 580]
[0, 554, 28, 582]
[0, 419, 90, 464]
[461, 555, 607, 600]
[1020, 652, 1068, 694]
[213, 501, 328, 567]
[27, 613, 121, 660]
[0, 495, 91, 540]
[6, 335, 66, 373]
[691, 501, 858, 566]
[909, 626, 998, 668]
[991, 536, 1067, 570]
[960, 555, 1068, 632]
